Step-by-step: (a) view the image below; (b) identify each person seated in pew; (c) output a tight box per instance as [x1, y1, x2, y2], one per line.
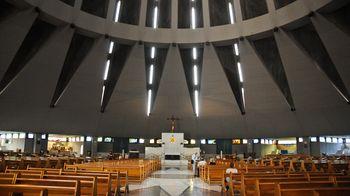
[209, 158, 216, 165]
[225, 163, 238, 191]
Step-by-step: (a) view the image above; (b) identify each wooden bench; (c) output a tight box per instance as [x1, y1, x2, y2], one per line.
[277, 186, 350, 196]
[0, 179, 80, 196]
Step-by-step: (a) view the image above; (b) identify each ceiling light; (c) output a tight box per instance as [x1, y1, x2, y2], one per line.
[228, 2, 235, 24]
[194, 90, 199, 117]
[241, 88, 245, 107]
[114, 1, 121, 22]
[191, 7, 196, 29]
[234, 43, 239, 56]
[193, 65, 198, 85]
[237, 62, 243, 82]
[101, 85, 105, 106]
[108, 41, 114, 54]
[192, 48, 197, 60]
[149, 65, 154, 85]
[104, 60, 110, 80]
[153, 6, 158, 29]
[147, 90, 152, 116]
[151, 47, 155, 59]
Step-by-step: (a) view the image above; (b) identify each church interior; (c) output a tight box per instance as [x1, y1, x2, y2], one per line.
[0, 0, 350, 195]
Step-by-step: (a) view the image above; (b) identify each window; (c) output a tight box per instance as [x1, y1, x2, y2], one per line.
[200, 139, 206, 144]
[190, 139, 196, 144]
[150, 139, 155, 144]
[28, 133, 34, 139]
[232, 139, 241, 144]
[97, 137, 103, 142]
[310, 137, 317, 142]
[298, 137, 303, 143]
[253, 139, 259, 144]
[207, 139, 216, 144]
[319, 137, 325, 143]
[12, 133, 19, 139]
[86, 136, 92, 142]
[242, 139, 248, 144]
[129, 138, 138, 143]
[41, 134, 46, 140]
[326, 137, 332, 143]
[19, 133, 26, 139]
[332, 138, 338, 143]
[139, 138, 145, 144]
[337, 138, 343, 144]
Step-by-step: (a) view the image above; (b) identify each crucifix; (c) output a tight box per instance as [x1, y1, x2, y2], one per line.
[167, 115, 180, 133]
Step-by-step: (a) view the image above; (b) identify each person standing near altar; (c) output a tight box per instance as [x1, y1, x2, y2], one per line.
[191, 152, 198, 171]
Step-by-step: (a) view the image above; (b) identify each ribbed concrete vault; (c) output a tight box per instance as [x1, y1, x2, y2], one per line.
[0, 0, 349, 138]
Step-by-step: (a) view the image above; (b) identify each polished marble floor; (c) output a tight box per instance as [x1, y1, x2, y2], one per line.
[129, 165, 223, 196]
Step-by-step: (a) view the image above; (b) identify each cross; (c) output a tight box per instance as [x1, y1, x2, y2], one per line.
[167, 115, 180, 133]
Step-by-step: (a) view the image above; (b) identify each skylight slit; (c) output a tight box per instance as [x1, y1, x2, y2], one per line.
[114, 1, 121, 22]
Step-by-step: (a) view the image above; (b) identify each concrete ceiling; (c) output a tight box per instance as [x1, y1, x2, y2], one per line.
[0, 0, 349, 138]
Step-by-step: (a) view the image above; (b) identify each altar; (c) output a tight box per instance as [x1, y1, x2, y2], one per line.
[145, 116, 200, 165]
[145, 132, 200, 165]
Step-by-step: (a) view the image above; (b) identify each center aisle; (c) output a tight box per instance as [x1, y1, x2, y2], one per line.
[128, 165, 222, 196]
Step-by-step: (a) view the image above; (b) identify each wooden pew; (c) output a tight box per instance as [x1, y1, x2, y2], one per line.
[0, 185, 49, 196]
[13, 178, 81, 196]
[62, 170, 129, 195]
[0, 178, 81, 196]
[277, 186, 350, 196]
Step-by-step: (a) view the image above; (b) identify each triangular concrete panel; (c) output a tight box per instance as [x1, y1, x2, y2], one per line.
[311, 13, 350, 91]
[45, 37, 107, 135]
[239, 38, 293, 137]
[274, 29, 344, 134]
[98, 44, 148, 137]
[0, 9, 38, 79]
[150, 46, 195, 137]
[198, 44, 245, 138]
[0, 26, 74, 131]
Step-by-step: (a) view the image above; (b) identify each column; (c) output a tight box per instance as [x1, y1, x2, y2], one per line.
[139, 0, 147, 27]
[266, 0, 276, 12]
[202, 0, 210, 28]
[233, 0, 243, 22]
[171, 0, 178, 29]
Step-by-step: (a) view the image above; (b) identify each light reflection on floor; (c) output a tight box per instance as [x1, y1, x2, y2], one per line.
[128, 166, 222, 196]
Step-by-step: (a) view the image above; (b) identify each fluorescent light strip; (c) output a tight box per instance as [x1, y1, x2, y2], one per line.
[147, 90, 152, 116]
[194, 90, 199, 117]
[109, 41, 114, 54]
[114, 1, 121, 22]
[234, 43, 239, 56]
[334, 85, 349, 102]
[149, 65, 154, 85]
[101, 86, 105, 105]
[193, 65, 198, 86]
[104, 60, 110, 80]
[193, 48, 197, 60]
[242, 88, 245, 107]
[237, 62, 243, 82]
[153, 6, 158, 29]
[228, 2, 235, 24]
[151, 47, 155, 59]
[191, 7, 196, 29]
